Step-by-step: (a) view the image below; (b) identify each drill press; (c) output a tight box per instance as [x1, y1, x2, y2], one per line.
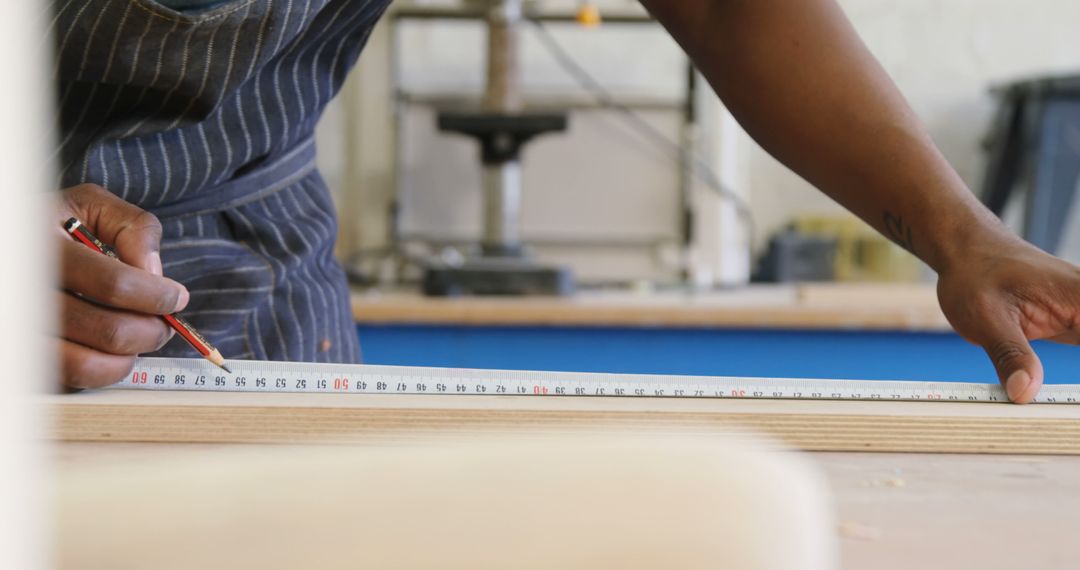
[423, 0, 574, 296]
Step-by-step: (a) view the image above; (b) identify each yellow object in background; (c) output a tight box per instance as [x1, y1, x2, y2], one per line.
[792, 214, 922, 282]
[576, 2, 601, 27]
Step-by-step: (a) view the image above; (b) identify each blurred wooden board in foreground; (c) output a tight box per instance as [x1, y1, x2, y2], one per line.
[55, 435, 837, 570]
[50, 388, 1080, 455]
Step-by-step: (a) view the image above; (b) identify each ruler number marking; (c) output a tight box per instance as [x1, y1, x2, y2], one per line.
[120, 358, 1078, 405]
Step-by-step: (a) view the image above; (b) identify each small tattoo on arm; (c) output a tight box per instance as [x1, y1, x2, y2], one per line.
[883, 210, 916, 254]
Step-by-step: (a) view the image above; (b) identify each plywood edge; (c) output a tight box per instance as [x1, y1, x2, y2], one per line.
[47, 389, 1080, 419]
[48, 391, 1080, 455]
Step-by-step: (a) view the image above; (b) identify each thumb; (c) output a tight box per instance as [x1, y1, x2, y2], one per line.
[979, 318, 1044, 404]
[66, 184, 166, 276]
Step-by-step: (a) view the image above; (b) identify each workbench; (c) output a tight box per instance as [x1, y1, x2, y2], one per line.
[354, 283, 1080, 567]
[53, 447, 1080, 569]
[53, 391, 1080, 570]
[52, 283, 1080, 569]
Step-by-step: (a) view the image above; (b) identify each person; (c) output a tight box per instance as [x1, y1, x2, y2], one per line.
[53, 0, 1080, 403]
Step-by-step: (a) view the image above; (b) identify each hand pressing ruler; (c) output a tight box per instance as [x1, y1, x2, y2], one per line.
[121, 357, 1080, 404]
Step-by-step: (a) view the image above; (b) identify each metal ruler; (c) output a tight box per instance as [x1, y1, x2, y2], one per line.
[119, 357, 1080, 404]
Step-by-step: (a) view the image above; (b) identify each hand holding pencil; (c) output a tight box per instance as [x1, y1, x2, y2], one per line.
[56, 184, 228, 389]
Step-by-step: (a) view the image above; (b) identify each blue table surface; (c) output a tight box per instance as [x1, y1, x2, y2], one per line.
[357, 324, 1080, 385]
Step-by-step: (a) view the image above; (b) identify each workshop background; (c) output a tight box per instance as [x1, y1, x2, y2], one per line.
[317, 0, 1080, 289]
[304, 0, 1080, 381]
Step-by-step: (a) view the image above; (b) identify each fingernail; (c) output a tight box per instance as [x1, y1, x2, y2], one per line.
[1006, 370, 1032, 403]
[147, 252, 163, 276]
[175, 288, 190, 313]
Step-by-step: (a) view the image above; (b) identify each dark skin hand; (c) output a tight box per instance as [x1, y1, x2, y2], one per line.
[641, 0, 1080, 402]
[56, 184, 189, 389]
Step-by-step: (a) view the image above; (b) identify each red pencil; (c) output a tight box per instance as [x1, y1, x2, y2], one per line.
[63, 217, 232, 373]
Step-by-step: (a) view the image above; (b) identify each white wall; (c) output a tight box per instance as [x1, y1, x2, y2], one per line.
[747, 0, 1080, 261]
[318, 0, 1080, 283]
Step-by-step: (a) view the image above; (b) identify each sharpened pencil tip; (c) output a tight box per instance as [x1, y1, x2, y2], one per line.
[221, 364, 232, 374]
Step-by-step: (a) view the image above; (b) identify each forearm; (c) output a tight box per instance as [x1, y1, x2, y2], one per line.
[641, 0, 1016, 273]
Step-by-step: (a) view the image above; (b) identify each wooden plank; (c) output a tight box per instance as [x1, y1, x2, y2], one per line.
[50, 389, 1080, 455]
[351, 285, 950, 331]
[817, 452, 1080, 570]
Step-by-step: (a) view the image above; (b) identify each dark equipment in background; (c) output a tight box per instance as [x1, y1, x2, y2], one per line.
[428, 112, 572, 295]
[422, 0, 574, 296]
[752, 227, 837, 283]
[981, 74, 1080, 254]
[347, 4, 756, 293]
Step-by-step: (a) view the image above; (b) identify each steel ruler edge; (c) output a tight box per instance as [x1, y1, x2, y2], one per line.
[112, 357, 1080, 405]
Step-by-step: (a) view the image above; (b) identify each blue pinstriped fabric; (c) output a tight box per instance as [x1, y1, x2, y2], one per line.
[156, 0, 229, 9]
[52, 0, 390, 363]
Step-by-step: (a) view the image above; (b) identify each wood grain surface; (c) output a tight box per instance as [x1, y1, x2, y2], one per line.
[50, 389, 1080, 455]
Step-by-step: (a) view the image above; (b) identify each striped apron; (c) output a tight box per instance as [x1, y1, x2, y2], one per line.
[52, 0, 390, 364]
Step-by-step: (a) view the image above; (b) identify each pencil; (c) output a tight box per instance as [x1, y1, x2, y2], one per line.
[63, 217, 232, 374]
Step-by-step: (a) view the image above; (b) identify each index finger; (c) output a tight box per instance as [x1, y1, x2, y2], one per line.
[60, 238, 188, 315]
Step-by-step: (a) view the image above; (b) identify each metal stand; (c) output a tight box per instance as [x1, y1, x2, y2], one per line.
[981, 75, 1080, 254]
[423, 0, 574, 296]
[373, 4, 698, 291]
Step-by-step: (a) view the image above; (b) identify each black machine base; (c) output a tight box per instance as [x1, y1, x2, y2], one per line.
[426, 110, 574, 296]
[422, 257, 574, 297]
[438, 112, 568, 164]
